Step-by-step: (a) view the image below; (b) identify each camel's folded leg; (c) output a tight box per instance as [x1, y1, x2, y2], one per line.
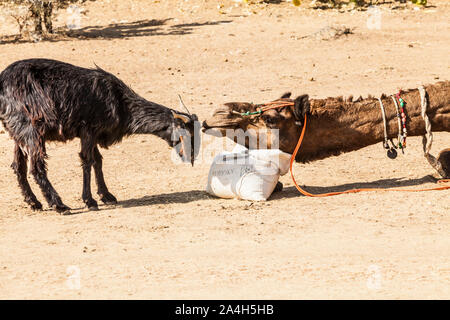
[426, 149, 450, 179]
[437, 148, 450, 179]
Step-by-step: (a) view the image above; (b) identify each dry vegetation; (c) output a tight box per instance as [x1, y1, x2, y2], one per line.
[0, 0, 429, 41]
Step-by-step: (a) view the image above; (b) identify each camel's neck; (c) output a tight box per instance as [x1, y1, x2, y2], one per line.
[297, 82, 450, 162]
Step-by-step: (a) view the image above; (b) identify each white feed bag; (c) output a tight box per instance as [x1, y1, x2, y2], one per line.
[206, 147, 292, 201]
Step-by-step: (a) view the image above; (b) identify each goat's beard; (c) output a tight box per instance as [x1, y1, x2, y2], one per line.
[172, 121, 201, 166]
[171, 129, 197, 166]
[172, 137, 196, 166]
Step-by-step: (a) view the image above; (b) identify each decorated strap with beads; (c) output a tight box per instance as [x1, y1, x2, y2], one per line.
[391, 92, 407, 151]
[396, 92, 407, 149]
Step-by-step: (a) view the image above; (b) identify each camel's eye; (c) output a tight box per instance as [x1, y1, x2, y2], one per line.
[262, 115, 279, 125]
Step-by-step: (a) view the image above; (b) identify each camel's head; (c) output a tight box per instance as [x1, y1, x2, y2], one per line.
[202, 93, 310, 154]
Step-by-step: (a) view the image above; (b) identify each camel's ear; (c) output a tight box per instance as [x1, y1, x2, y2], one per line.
[293, 94, 310, 123]
[294, 94, 310, 120]
[279, 92, 291, 99]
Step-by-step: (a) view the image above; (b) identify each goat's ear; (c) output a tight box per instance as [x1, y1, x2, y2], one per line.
[293, 94, 310, 121]
[171, 110, 190, 124]
[279, 92, 291, 99]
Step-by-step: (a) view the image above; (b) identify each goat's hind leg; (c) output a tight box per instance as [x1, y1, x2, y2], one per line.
[93, 146, 117, 205]
[11, 144, 42, 210]
[29, 142, 70, 214]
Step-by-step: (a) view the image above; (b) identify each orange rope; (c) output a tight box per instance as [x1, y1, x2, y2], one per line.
[289, 114, 450, 197]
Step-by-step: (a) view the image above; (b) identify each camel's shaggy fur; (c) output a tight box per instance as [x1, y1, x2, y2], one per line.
[203, 81, 450, 178]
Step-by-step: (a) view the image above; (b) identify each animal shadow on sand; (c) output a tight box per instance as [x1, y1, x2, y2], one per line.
[57, 175, 439, 214]
[33, 190, 212, 215]
[118, 190, 214, 209]
[271, 175, 441, 200]
[64, 18, 232, 40]
[117, 175, 439, 210]
[0, 19, 232, 44]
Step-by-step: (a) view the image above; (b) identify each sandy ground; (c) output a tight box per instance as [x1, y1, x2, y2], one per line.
[0, 0, 449, 299]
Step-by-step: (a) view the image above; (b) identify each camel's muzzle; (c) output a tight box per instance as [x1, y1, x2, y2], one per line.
[202, 107, 244, 133]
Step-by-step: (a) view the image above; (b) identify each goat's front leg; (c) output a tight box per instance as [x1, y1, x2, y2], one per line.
[93, 146, 117, 205]
[29, 142, 70, 214]
[79, 140, 98, 211]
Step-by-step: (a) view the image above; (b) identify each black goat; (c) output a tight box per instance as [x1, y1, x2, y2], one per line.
[0, 59, 199, 214]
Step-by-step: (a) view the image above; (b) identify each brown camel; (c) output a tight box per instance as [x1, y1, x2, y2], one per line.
[203, 81, 450, 179]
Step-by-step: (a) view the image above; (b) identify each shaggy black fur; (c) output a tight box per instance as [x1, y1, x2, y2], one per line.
[0, 58, 198, 214]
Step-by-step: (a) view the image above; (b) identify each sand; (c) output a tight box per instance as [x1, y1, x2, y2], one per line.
[0, 0, 449, 299]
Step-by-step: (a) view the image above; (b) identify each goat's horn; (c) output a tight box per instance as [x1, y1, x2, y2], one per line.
[178, 94, 191, 115]
[171, 110, 190, 123]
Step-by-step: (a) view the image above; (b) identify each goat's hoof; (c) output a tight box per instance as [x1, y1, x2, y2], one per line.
[53, 204, 71, 215]
[100, 193, 118, 205]
[85, 199, 99, 211]
[274, 181, 283, 193]
[29, 201, 43, 211]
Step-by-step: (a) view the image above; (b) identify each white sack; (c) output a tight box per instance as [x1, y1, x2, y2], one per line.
[206, 147, 292, 201]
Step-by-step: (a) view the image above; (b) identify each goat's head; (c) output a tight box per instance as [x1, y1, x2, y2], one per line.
[202, 93, 310, 154]
[169, 96, 200, 166]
